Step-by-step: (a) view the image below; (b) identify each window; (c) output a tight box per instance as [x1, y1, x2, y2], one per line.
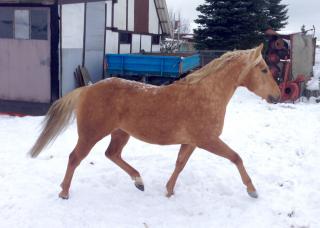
[0, 8, 14, 39]
[119, 32, 132, 44]
[15, 10, 30, 39]
[152, 35, 160, 45]
[31, 10, 48, 40]
[0, 8, 48, 41]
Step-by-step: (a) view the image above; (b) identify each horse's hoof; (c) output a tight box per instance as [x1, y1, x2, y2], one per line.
[59, 192, 69, 200]
[166, 191, 174, 198]
[133, 176, 144, 191]
[247, 190, 259, 198]
[135, 183, 145, 191]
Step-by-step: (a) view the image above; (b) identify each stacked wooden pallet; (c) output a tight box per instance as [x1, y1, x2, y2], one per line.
[74, 66, 93, 87]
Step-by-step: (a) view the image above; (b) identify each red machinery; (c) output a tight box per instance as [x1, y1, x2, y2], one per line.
[265, 29, 316, 102]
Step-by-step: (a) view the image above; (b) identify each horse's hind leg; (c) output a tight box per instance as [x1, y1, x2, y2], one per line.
[105, 129, 144, 191]
[199, 138, 258, 198]
[166, 144, 195, 197]
[59, 138, 96, 199]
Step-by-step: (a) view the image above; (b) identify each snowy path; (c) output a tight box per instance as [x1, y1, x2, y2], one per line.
[1, 87, 320, 228]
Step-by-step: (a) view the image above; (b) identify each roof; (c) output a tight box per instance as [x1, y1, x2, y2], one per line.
[154, 0, 173, 37]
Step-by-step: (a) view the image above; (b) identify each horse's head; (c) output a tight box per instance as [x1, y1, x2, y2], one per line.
[240, 44, 281, 104]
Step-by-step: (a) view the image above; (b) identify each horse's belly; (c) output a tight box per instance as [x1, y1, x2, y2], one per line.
[121, 122, 189, 145]
[129, 133, 176, 145]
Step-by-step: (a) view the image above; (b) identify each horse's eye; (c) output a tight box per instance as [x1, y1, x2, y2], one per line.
[262, 68, 268, 74]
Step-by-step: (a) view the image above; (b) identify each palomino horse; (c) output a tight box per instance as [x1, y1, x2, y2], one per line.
[30, 44, 280, 199]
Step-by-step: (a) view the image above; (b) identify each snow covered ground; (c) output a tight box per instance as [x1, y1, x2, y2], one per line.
[1, 53, 320, 228]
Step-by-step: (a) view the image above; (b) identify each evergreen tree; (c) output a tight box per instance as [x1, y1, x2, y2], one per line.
[265, 0, 288, 31]
[194, 0, 288, 50]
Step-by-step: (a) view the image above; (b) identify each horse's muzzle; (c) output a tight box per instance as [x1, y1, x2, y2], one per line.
[267, 95, 280, 104]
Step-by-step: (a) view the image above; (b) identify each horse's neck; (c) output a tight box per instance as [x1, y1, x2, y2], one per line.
[199, 61, 242, 105]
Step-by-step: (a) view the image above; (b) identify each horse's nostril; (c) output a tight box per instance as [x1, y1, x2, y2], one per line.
[268, 95, 280, 104]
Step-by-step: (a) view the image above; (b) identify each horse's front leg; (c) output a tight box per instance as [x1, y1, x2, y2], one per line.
[199, 138, 258, 198]
[166, 144, 195, 197]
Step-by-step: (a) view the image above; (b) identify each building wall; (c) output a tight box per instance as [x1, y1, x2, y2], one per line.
[128, 0, 134, 31]
[120, 44, 131, 54]
[149, 0, 159, 34]
[105, 30, 119, 54]
[114, 0, 126, 30]
[132, 34, 141, 53]
[141, 35, 151, 52]
[61, 3, 84, 95]
[105, 0, 162, 54]
[152, 44, 160, 52]
[106, 1, 112, 27]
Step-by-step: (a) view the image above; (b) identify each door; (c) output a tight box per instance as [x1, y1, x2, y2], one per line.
[0, 7, 51, 103]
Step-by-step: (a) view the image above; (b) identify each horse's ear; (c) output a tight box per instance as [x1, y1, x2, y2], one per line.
[254, 43, 264, 58]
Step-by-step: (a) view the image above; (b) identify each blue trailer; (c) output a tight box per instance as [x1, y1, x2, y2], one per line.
[105, 53, 200, 85]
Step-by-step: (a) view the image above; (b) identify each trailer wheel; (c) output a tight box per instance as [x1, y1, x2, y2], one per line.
[280, 82, 300, 102]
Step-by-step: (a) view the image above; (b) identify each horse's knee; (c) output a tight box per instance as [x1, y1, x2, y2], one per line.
[230, 153, 242, 165]
[68, 152, 81, 167]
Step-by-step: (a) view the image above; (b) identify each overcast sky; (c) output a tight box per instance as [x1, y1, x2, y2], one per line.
[166, 0, 320, 38]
